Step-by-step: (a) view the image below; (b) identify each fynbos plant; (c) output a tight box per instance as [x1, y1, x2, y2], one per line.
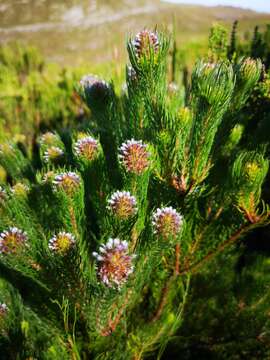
[0, 29, 269, 359]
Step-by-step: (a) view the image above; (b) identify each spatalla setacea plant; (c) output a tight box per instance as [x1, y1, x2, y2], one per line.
[0, 28, 269, 359]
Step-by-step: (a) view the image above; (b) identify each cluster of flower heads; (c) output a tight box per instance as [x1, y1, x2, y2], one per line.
[93, 238, 135, 289]
[43, 146, 64, 163]
[152, 207, 183, 239]
[132, 29, 159, 58]
[94, 190, 183, 289]
[0, 303, 8, 317]
[53, 172, 81, 195]
[119, 139, 150, 175]
[107, 191, 137, 219]
[74, 136, 98, 161]
[49, 232, 75, 255]
[0, 227, 28, 254]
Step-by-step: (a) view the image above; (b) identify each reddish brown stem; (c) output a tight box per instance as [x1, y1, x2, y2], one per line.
[151, 243, 181, 322]
[179, 223, 255, 276]
[151, 276, 175, 323]
[69, 206, 79, 238]
[151, 222, 257, 323]
[100, 290, 132, 336]
[175, 243, 180, 275]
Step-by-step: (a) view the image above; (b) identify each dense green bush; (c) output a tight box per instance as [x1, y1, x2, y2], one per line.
[0, 27, 269, 359]
[159, 23, 270, 360]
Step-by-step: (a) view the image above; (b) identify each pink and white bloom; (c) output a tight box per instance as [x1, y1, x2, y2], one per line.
[107, 191, 137, 219]
[53, 172, 81, 195]
[119, 139, 150, 175]
[0, 227, 28, 254]
[93, 238, 136, 289]
[132, 29, 159, 58]
[74, 136, 98, 161]
[152, 207, 183, 239]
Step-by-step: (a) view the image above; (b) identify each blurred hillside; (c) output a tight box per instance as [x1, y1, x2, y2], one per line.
[1, 0, 270, 67]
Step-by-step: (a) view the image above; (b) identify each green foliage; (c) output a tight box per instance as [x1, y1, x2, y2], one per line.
[0, 28, 269, 360]
[208, 23, 228, 62]
[162, 250, 270, 359]
[0, 42, 89, 147]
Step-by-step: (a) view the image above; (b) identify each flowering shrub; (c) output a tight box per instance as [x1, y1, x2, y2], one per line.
[0, 29, 269, 359]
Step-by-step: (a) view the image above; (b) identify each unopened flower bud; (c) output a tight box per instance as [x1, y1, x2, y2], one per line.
[80, 74, 111, 108]
[238, 58, 261, 82]
[39, 132, 61, 147]
[11, 183, 29, 197]
[132, 29, 159, 58]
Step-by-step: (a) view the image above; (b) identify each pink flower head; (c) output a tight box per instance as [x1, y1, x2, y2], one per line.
[107, 191, 137, 219]
[93, 238, 135, 289]
[53, 172, 81, 195]
[132, 29, 159, 58]
[0, 227, 28, 254]
[74, 136, 98, 161]
[119, 139, 150, 175]
[152, 207, 183, 239]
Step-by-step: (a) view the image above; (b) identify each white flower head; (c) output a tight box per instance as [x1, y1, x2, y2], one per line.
[49, 232, 75, 255]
